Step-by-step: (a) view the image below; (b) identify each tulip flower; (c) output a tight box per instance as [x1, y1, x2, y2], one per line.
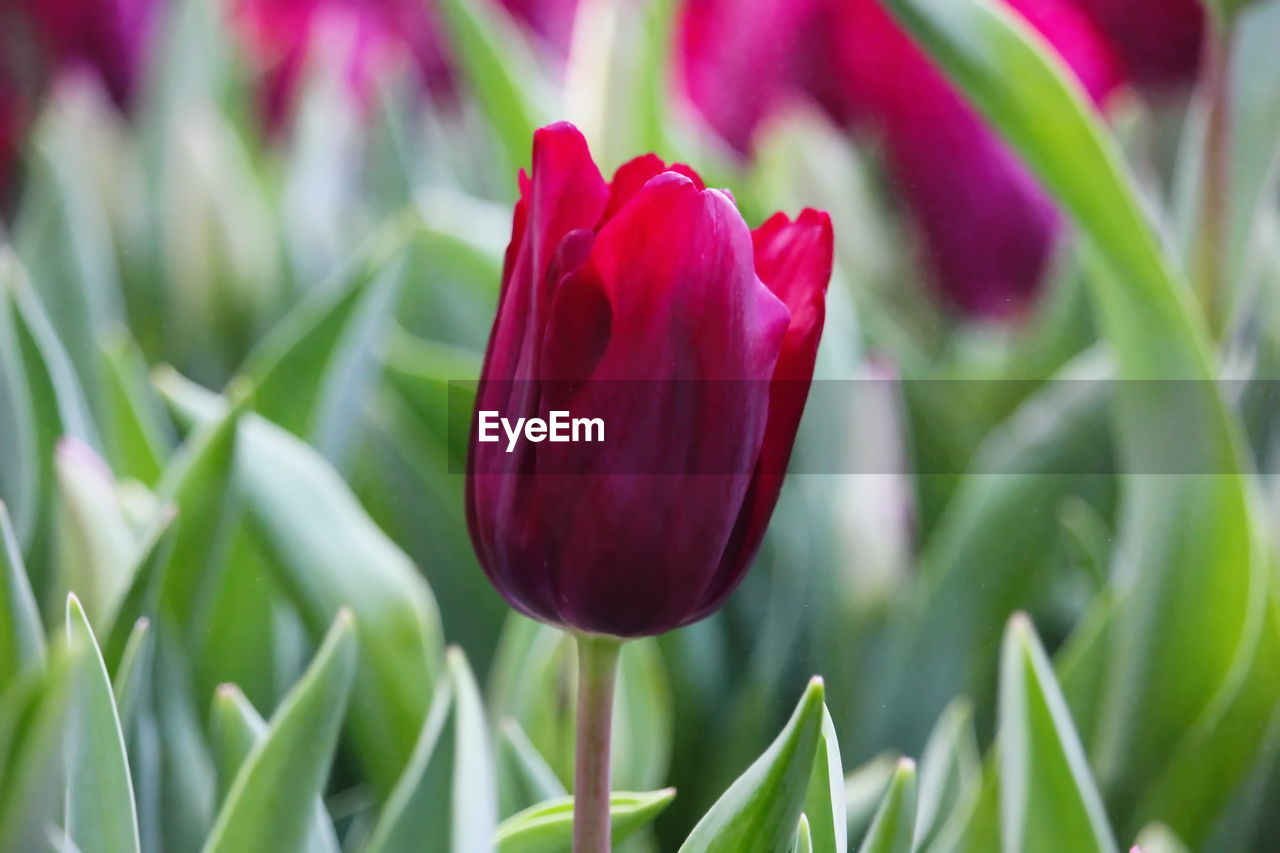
[467, 121, 831, 850]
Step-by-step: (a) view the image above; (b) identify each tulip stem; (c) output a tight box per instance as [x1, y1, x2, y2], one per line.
[573, 633, 623, 853]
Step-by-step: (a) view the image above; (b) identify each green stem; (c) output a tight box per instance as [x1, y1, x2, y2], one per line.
[573, 633, 623, 853]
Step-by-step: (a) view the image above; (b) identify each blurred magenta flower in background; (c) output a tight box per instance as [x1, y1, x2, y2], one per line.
[0, 0, 158, 187]
[467, 122, 832, 638]
[1, 0, 157, 108]
[680, 0, 1203, 319]
[232, 0, 580, 131]
[1073, 0, 1205, 92]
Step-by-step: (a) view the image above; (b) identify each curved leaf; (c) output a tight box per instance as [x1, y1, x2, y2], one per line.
[0, 503, 44, 682]
[65, 594, 141, 853]
[680, 677, 826, 853]
[157, 371, 443, 794]
[857, 759, 917, 853]
[203, 611, 357, 853]
[494, 789, 676, 853]
[999, 614, 1116, 853]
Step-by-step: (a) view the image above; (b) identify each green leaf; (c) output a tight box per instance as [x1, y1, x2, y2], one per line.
[0, 644, 77, 850]
[12, 107, 126, 431]
[857, 759, 917, 853]
[801, 707, 846, 853]
[0, 262, 38, 545]
[112, 617, 153, 730]
[913, 698, 980, 850]
[844, 755, 898, 845]
[101, 509, 177, 673]
[0, 502, 44, 682]
[680, 677, 826, 853]
[366, 647, 498, 853]
[209, 684, 340, 852]
[157, 371, 444, 795]
[65, 593, 141, 853]
[203, 611, 357, 853]
[999, 613, 1116, 853]
[55, 438, 137, 625]
[882, 0, 1260, 814]
[100, 333, 171, 487]
[494, 789, 676, 853]
[151, 378, 249, 632]
[1128, 580, 1280, 846]
[792, 815, 813, 853]
[498, 717, 568, 819]
[434, 0, 555, 180]
[239, 215, 413, 448]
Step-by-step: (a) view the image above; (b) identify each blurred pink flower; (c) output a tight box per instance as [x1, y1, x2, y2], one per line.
[234, 0, 580, 131]
[0, 0, 158, 193]
[1073, 0, 1205, 92]
[679, 0, 1202, 319]
[1, 0, 158, 108]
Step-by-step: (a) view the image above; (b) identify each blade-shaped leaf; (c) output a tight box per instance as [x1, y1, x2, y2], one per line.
[495, 789, 676, 853]
[0, 503, 44, 682]
[65, 593, 141, 853]
[56, 438, 137, 625]
[802, 707, 846, 853]
[102, 509, 176, 673]
[857, 759, 917, 853]
[366, 647, 498, 853]
[209, 684, 340, 852]
[914, 698, 980, 850]
[239, 215, 413, 448]
[157, 371, 443, 794]
[792, 815, 813, 853]
[999, 613, 1117, 853]
[0, 645, 77, 850]
[203, 611, 357, 853]
[680, 677, 826, 853]
[100, 333, 171, 487]
[111, 618, 152, 731]
[844, 755, 898, 845]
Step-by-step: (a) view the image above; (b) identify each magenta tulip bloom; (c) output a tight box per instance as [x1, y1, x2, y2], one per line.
[467, 122, 832, 638]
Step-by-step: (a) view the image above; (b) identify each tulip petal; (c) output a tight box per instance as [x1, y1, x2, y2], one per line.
[541, 173, 790, 635]
[688, 209, 833, 622]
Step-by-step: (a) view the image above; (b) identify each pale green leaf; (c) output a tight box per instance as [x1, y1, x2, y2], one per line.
[680, 677, 826, 853]
[494, 789, 675, 853]
[65, 593, 141, 853]
[203, 611, 357, 852]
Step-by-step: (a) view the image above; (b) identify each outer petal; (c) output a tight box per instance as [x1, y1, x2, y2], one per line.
[687, 209, 833, 622]
[467, 122, 608, 621]
[535, 173, 790, 635]
[1071, 0, 1204, 93]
